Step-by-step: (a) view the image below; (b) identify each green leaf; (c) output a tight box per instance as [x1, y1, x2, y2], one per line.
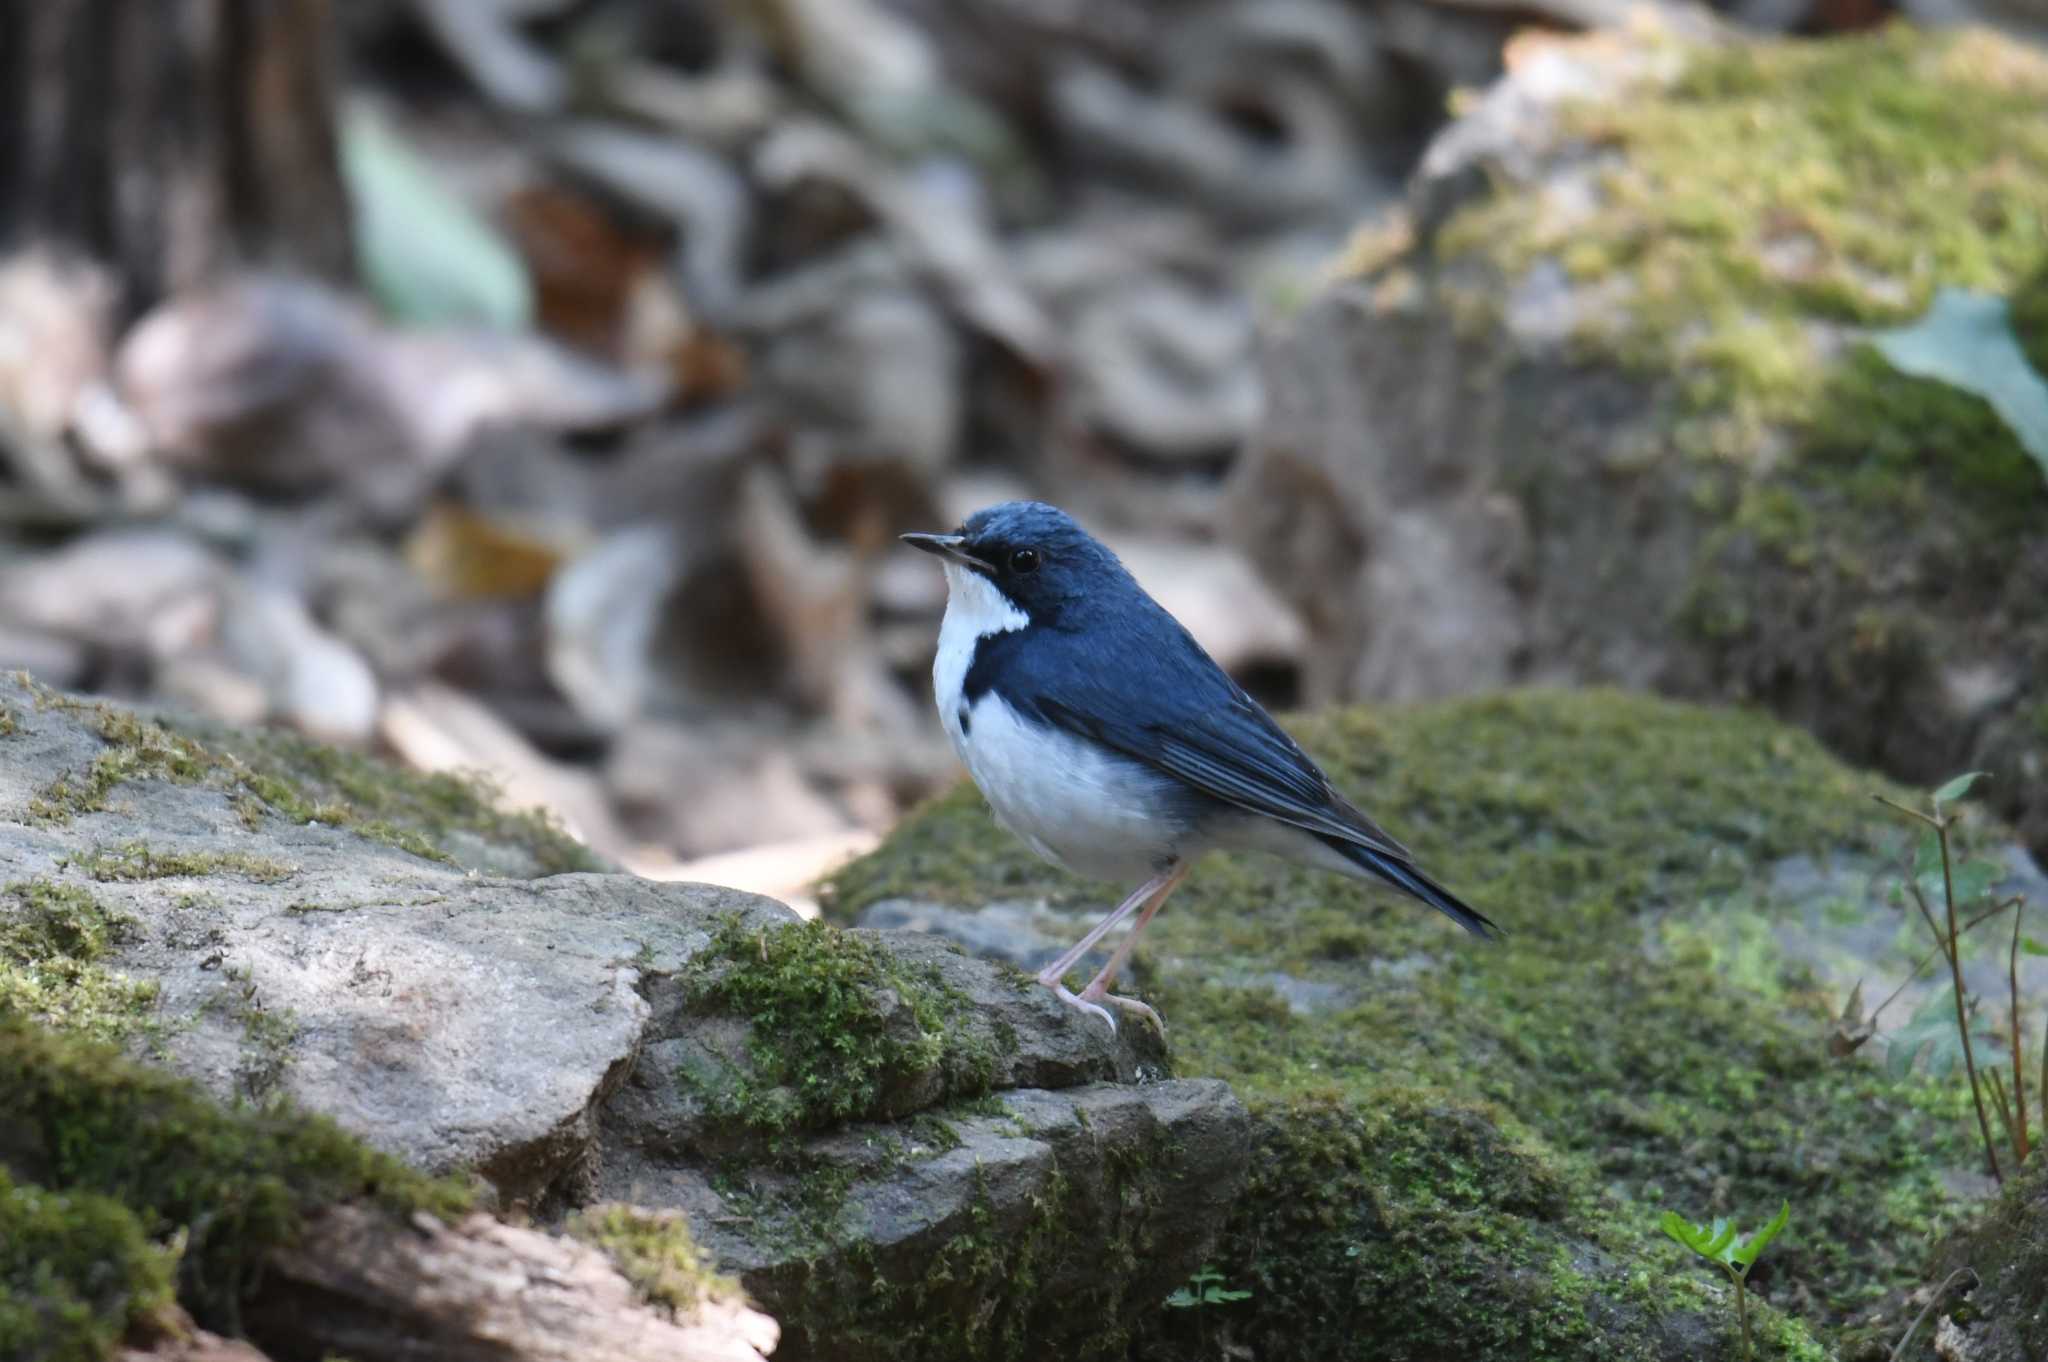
[2021, 937, 2048, 957]
[1950, 858, 2006, 907]
[1704, 1218, 1737, 1261]
[341, 104, 534, 331]
[1164, 1289, 1197, 1309]
[1730, 1201, 1790, 1268]
[1885, 985, 1993, 1080]
[1209, 1287, 1253, 1303]
[1872, 289, 2048, 483]
[1932, 771, 1990, 809]
[1661, 1210, 1709, 1255]
[1913, 830, 1942, 883]
[1664, 1211, 1738, 1266]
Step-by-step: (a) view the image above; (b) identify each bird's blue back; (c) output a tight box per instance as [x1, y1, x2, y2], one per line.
[960, 529, 1407, 859]
[942, 500, 1494, 938]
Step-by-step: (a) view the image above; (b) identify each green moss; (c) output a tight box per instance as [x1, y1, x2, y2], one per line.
[66, 842, 295, 884]
[1407, 22, 2048, 880]
[28, 705, 215, 823]
[12, 677, 597, 874]
[765, 1155, 1113, 1362]
[0, 880, 158, 1046]
[826, 690, 1982, 1358]
[0, 1018, 471, 1343]
[567, 1204, 746, 1317]
[210, 728, 598, 873]
[1923, 1142, 2048, 1358]
[0, 1166, 176, 1362]
[202, 966, 302, 1101]
[880, 1165, 1086, 1360]
[681, 917, 1006, 1135]
[1424, 26, 2048, 592]
[1441, 26, 2048, 461]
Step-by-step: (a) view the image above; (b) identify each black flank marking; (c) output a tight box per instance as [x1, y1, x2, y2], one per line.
[961, 627, 1029, 706]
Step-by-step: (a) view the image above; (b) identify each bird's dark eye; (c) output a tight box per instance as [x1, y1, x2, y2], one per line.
[1008, 547, 1040, 574]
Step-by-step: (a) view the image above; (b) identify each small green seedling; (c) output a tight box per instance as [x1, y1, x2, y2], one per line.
[1661, 1201, 1789, 1361]
[1165, 1266, 1252, 1309]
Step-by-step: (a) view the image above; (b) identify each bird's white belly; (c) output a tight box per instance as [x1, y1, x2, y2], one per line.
[950, 690, 1180, 882]
[929, 560, 1181, 880]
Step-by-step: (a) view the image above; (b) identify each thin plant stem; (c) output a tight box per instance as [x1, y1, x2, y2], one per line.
[1871, 898, 2020, 1025]
[1874, 794, 1941, 827]
[2011, 901, 2030, 1163]
[1987, 1065, 2016, 1153]
[1937, 815, 2003, 1185]
[1888, 1267, 1978, 1362]
[1904, 876, 1947, 957]
[1732, 1270, 1752, 1362]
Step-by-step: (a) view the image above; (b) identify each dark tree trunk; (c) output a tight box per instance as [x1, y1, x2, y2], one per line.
[0, 0, 352, 320]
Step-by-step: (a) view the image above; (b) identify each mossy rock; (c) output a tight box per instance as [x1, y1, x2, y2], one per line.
[0, 1017, 471, 1360]
[1, 674, 1245, 1362]
[827, 689, 2009, 1359]
[1232, 20, 2048, 865]
[1922, 1143, 2048, 1361]
[1, 670, 596, 878]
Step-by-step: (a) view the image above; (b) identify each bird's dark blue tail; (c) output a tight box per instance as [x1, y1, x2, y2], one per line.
[1324, 837, 1501, 940]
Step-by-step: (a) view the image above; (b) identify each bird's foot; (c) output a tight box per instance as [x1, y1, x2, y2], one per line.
[1041, 978, 1118, 1032]
[1081, 986, 1167, 1037]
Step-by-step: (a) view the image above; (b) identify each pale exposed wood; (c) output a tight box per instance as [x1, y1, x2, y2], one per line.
[249, 1206, 778, 1362]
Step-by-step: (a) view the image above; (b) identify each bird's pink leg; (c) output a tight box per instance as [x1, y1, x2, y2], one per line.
[1036, 865, 1182, 1031]
[1077, 863, 1189, 1033]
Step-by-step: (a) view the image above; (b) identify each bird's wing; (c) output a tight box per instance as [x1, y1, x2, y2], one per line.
[1042, 690, 1414, 861]
[987, 616, 1414, 863]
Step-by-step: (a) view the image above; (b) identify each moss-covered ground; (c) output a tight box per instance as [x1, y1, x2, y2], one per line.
[826, 690, 1993, 1360]
[11, 673, 595, 874]
[566, 1203, 748, 1317]
[679, 915, 1008, 1136]
[1394, 23, 2048, 854]
[1924, 1136, 2048, 1360]
[1437, 24, 2048, 488]
[0, 879, 160, 1048]
[0, 1019, 471, 1360]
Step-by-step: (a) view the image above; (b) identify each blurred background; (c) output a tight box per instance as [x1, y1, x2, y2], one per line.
[0, 0, 2038, 908]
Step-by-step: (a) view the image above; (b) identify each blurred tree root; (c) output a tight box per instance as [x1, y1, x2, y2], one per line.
[0, 0, 350, 319]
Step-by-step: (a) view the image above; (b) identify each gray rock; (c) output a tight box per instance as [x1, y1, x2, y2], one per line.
[1763, 848, 2048, 1058]
[0, 674, 1248, 1353]
[626, 1078, 1246, 1362]
[859, 896, 1107, 973]
[1929, 1146, 2048, 1362]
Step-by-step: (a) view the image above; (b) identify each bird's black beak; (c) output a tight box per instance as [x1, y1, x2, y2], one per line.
[900, 532, 994, 573]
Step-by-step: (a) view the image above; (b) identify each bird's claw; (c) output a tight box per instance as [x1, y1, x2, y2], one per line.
[1044, 980, 1118, 1033]
[1083, 988, 1167, 1036]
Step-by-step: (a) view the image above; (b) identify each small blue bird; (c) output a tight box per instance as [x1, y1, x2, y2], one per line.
[903, 501, 1497, 1031]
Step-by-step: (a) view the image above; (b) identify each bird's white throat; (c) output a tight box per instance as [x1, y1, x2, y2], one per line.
[932, 563, 1027, 729]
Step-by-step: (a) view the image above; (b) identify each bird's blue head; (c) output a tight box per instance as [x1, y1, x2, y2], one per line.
[901, 501, 1131, 625]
